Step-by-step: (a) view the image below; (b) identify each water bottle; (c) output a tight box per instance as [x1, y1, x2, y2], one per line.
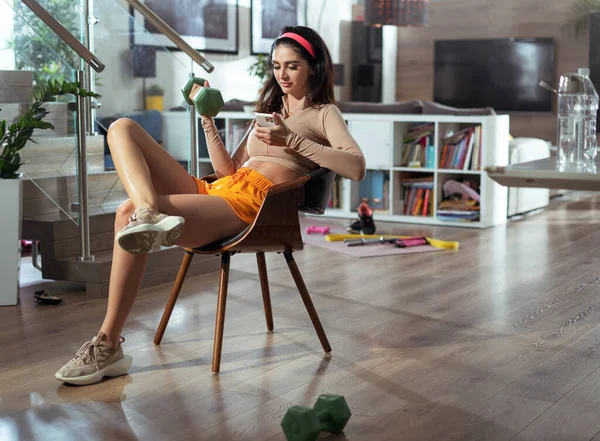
[557, 71, 585, 169]
[578, 68, 599, 162]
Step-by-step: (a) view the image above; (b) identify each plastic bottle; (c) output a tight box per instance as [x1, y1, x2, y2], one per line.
[557, 71, 585, 169]
[578, 68, 599, 162]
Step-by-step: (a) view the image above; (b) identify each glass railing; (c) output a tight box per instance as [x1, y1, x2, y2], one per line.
[0, 0, 84, 225]
[1, 0, 210, 258]
[93, 0, 200, 189]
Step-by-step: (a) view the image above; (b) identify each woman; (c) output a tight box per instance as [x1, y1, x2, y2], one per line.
[55, 25, 366, 386]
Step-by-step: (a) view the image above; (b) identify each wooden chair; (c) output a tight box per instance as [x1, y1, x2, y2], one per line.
[153, 168, 337, 374]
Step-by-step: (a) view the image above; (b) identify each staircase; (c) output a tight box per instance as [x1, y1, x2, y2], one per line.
[20, 134, 220, 297]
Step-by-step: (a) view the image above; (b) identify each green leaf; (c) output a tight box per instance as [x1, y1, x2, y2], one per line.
[37, 121, 55, 131]
[12, 137, 28, 151]
[6, 161, 18, 174]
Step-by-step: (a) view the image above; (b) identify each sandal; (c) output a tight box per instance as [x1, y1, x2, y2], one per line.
[34, 290, 63, 305]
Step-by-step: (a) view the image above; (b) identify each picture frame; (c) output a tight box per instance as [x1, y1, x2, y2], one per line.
[251, 0, 307, 55]
[130, 0, 239, 54]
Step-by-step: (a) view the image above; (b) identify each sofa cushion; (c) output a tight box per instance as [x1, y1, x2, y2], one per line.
[421, 100, 496, 115]
[222, 99, 255, 111]
[337, 100, 423, 114]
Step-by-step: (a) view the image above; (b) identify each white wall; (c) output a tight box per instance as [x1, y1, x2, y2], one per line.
[0, 0, 15, 71]
[95, 0, 353, 117]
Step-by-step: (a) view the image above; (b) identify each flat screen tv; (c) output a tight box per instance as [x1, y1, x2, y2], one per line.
[433, 38, 555, 113]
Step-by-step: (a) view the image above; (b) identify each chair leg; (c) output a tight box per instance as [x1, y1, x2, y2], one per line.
[256, 252, 274, 332]
[154, 251, 195, 345]
[283, 250, 332, 354]
[212, 252, 231, 374]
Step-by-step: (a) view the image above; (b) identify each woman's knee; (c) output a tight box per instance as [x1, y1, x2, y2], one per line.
[107, 118, 139, 150]
[115, 199, 135, 231]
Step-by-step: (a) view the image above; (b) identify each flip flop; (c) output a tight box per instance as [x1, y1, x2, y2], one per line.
[34, 290, 63, 305]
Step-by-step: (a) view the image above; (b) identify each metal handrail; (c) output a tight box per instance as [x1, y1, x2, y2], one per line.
[125, 0, 214, 73]
[20, 0, 105, 72]
[124, 0, 212, 177]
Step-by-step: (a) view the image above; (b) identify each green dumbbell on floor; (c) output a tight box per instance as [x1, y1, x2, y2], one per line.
[281, 394, 352, 441]
[181, 76, 224, 117]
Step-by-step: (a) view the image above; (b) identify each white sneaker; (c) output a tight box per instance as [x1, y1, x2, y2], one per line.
[115, 207, 185, 254]
[55, 332, 133, 386]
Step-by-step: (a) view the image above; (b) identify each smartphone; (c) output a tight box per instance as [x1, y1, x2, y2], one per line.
[255, 112, 277, 127]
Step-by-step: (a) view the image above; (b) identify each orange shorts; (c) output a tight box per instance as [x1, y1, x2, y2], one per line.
[193, 168, 274, 223]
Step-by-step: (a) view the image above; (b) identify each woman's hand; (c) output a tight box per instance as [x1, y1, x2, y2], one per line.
[189, 80, 210, 103]
[254, 113, 291, 147]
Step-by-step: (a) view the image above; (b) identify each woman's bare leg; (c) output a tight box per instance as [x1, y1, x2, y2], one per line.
[56, 118, 249, 384]
[98, 200, 149, 348]
[107, 118, 198, 210]
[98, 118, 198, 347]
[97, 118, 247, 347]
[99, 195, 247, 347]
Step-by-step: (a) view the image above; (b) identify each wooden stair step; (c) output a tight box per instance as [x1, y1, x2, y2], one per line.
[20, 135, 105, 179]
[22, 208, 119, 260]
[40, 247, 221, 298]
[22, 171, 126, 219]
[22, 204, 221, 296]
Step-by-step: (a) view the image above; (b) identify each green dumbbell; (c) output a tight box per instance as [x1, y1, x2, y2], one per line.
[281, 394, 352, 441]
[180, 76, 224, 117]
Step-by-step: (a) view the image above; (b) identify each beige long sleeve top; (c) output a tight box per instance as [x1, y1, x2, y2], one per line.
[201, 96, 366, 181]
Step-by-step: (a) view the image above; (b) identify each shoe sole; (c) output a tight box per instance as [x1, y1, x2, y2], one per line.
[116, 216, 185, 254]
[55, 355, 133, 386]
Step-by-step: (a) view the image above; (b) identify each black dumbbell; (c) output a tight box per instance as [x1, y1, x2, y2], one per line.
[181, 76, 224, 117]
[281, 394, 352, 441]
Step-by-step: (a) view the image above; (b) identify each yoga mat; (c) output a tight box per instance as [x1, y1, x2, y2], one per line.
[301, 222, 458, 258]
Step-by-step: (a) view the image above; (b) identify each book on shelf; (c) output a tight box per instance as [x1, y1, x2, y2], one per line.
[439, 125, 482, 170]
[400, 123, 435, 168]
[400, 175, 434, 217]
[437, 200, 480, 221]
[437, 178, 480, 222]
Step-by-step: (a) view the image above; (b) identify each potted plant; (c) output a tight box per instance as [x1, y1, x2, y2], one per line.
[145, 83, 165, 112]
[0, 80, 100, 306]
[245, 54, 270, 113]
[247, 54, 269, 83]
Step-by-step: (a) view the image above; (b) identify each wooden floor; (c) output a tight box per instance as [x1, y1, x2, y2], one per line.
[3, 193, 600, 441]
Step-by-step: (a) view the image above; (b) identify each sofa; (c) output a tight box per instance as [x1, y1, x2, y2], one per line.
[222, 98, 497, 116]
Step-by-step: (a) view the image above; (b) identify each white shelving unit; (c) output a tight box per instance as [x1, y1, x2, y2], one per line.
[208, 111, 510, 229]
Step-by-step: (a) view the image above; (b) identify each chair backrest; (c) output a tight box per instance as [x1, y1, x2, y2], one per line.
[299, 168, 336, 215]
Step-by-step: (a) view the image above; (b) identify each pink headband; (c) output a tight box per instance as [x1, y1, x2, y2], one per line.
[278, 32, 315, 58]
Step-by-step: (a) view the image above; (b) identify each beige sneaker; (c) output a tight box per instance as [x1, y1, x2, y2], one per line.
[115, 207, 185, 254]
[55, 332, 133, 386]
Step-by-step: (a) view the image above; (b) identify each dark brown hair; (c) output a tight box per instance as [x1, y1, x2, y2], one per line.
[255, 26, 336, 114]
